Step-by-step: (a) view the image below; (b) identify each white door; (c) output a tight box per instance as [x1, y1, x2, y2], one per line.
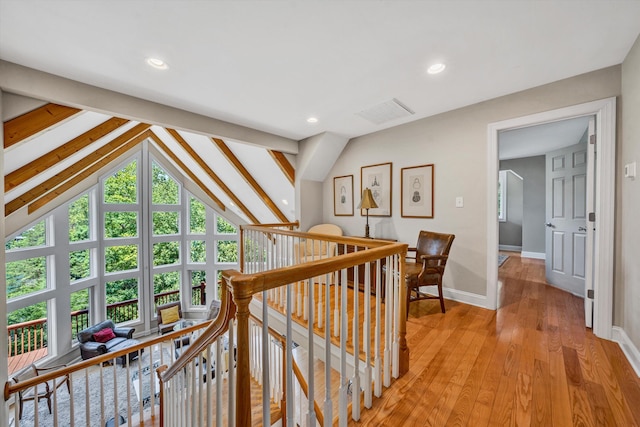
[584, 118, 596, 328]
[545, 141, 588, 297]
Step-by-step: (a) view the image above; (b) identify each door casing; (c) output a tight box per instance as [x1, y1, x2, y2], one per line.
[486, 97, 616, 340]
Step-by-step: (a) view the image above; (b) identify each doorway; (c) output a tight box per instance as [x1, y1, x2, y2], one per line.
[486, 98, 616, 339]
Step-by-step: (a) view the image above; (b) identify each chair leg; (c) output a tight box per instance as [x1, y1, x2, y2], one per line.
[406, 286, 411, 320]
[46, 395, 52, 414]
[437, 280, 446, 313]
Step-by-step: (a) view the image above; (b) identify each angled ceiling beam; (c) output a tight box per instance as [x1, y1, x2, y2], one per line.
[268, 150, 295, 186]
[28, 131, 149, 214]
[5, 122, 151, 216]
[166, 128, 258, 223]
[147, 131, 226, 212]
[212, 138, 289, 223]
[5, 117, 130, 192]
[3, 103, 81, 149]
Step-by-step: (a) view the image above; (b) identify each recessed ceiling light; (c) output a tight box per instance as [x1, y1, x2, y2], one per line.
[427, 63, 446, 75]
[306, 117, 318, 123]
[146, 57, 168, 70]
[282, 199, 289, 205]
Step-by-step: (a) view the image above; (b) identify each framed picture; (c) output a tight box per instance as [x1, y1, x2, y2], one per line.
[333, 175, 354, 216]
[401, 164, 434, 218]
[361, 162, 392, 217]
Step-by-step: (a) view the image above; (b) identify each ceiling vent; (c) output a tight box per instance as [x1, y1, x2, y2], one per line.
[356, 98, 415, 125]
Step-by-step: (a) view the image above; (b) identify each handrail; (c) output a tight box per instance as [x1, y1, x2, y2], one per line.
[7, 317, 47, 330]
[251, 221, 299, 229]
[3, 319, 211, 401]
[231, 241, 407, 299]
[159, 284, 236, 382]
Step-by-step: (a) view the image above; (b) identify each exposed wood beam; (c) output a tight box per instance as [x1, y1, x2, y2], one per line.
[212, 138, 289, 223]
[28, 132, 149, 214]
[5, 117, 130, 192]
[5, 123, 151, 216]
[166, 128, 259, 223]
[268, 150, 295, 186]
[147, 131, 226, 212]
[3, 103, 81, 149]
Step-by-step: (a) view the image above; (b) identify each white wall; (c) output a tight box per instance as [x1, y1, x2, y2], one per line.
[620, 35, 640, 347]
[323, 66, 621, 299]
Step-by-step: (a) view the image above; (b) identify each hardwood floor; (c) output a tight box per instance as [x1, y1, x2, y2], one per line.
[353, 252, 640, 426]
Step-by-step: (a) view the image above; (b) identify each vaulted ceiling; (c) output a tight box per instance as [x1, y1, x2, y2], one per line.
[2, 1, 640, 231]
[3, 100, 296, 230]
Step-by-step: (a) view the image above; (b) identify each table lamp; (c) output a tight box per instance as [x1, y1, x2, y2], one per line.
[358, 187, 378, 238]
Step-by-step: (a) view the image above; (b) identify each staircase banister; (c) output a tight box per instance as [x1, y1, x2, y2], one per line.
[231, 242, 408, 298]
[249, 220, 299, 229]
[4, 320, 211, 401]
[159, 286, 236, 382]
[242, 224, 395, 249]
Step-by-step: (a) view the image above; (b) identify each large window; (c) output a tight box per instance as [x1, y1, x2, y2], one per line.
[5, 142, 240, 372]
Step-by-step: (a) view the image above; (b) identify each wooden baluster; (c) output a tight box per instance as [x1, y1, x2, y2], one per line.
[324, 268, 333, 426]
[364, 260, 372, 409]
[339, 266, 348, 424]
[374, 259, 382, 397]
[352, 257, 361, 421]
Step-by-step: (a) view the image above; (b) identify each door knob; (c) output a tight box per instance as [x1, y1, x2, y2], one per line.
[578, 226, 587, 232]
[545, 222, 554, 228]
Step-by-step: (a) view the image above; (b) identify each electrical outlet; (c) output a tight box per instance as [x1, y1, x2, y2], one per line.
[455, 196, 464, 208]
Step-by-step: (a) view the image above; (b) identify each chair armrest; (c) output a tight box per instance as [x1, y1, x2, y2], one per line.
[405, 247, 418, 260]
[34, 364, 67, 373]
[419, 254, 449, 262]
[80, 341, 107, 359]
[114, 327, 135, 339]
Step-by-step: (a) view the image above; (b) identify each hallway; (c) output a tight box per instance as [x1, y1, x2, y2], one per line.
[353, 252, 640, 426]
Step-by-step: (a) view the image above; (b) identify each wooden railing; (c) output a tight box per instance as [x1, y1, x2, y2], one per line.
[7, 318, 48, 357]
[4, 320, 212, 427]
[159, 223, 409, 426]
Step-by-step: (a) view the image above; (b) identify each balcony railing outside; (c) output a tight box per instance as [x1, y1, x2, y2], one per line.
[7, 284, 207, 369]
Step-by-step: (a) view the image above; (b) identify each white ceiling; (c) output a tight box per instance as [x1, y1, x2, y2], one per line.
[1, 0, 640, 142]
[499, 116, 592, 160]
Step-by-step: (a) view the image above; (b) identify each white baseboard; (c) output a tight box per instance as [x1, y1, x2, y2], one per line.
[499, 245, 521, 252]
[521, 251, 545, 259]
[442, 287, 487, 309]
[612, 326, 640, 377]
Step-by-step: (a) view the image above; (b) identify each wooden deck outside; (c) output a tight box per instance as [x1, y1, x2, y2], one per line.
[7, 347, 48, 375]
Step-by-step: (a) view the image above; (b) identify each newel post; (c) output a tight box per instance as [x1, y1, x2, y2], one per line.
[225, 268, 253, 427]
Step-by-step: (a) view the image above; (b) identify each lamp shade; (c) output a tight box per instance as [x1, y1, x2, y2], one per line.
[358, 188, 378, 210]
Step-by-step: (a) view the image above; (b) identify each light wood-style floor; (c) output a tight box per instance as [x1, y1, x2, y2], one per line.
[353, 252, 640, 426]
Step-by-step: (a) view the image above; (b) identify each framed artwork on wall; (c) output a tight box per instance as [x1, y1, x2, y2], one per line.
[401, 164, 434, 218]
[361, 162, 392, 217]
[333, 175, 354, 216]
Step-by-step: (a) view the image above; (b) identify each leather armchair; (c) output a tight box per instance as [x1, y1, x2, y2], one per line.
[77, 319, 135, 360]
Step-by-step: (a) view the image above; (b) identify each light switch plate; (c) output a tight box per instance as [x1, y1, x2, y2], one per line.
[455, 196, 464, 208]
[624, 161, 636, 178]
